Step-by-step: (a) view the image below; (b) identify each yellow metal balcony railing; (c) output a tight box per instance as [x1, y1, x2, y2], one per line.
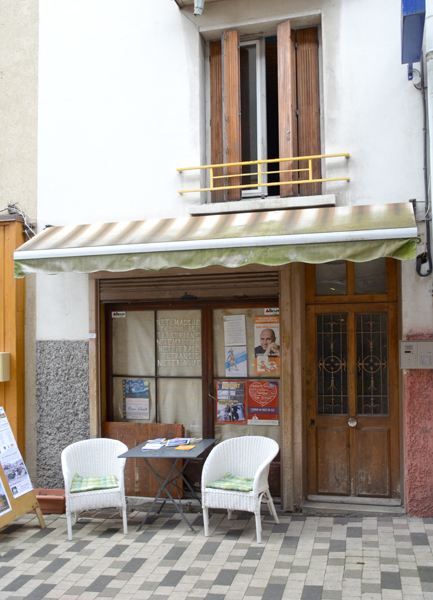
[177, 153, 350, 194]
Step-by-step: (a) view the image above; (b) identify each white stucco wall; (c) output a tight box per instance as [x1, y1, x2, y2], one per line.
[36, 0, 431, 341]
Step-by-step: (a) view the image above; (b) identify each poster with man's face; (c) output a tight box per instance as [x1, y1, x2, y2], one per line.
[254, 316, 280, 375]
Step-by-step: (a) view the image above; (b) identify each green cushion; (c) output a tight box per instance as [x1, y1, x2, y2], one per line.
[70, 474, 119, 493]
[206, 473, 254, 492]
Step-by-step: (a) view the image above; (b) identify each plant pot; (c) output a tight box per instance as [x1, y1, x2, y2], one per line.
[31, 489, 66, 514]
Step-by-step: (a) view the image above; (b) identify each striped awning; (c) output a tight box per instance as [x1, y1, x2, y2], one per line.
[13, 203, 417, 277]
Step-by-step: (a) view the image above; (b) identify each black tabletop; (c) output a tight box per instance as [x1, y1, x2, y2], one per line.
[118, 438, 216, 460]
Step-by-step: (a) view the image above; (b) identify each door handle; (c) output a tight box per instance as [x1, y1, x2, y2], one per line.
[348, 417, 357, 427]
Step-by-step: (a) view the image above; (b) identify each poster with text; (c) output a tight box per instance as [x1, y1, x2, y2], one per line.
[254, 316, 280, 375]
[122, 379, 150, 420]
[216, 381, 246, 424]
[223, 315, 247, 346]
[0, 407, 33, 499]
[225, 346, 247, 377]
[247, 381, 279, 425]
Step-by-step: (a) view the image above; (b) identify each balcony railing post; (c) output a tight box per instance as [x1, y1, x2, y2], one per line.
[210, 167, 214, 190]
[309, 159, 313, 182]
[258, 162, 262, 187]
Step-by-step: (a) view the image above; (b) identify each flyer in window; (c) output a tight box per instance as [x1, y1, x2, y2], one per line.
[254, 316, 280, 375]
[247, 381, 279, 425]
[216, 381, 246, 424]
[0, 407, 33, 499]
[225, 346, 247, 377]
[223, 314, 246, 346]
[122, 379, 150, 420]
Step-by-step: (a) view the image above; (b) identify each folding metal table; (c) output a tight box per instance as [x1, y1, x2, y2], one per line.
[118, 438, 216, 531]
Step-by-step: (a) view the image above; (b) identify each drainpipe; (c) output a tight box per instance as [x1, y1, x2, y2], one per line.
[194, 0, 205, 16]
[419, 6, 433, 276]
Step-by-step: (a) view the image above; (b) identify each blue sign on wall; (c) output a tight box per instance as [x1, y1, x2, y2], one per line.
[401, 0, 426, 64]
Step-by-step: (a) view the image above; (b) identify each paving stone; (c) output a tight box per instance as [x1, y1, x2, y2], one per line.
[381, 571, 402, 590]
[213, 569, 237, 586]
[300, 585, 323, 599]
[66, 540, 91, 552]
[86, 575, 115, 592]
[159, 570, 186, 587]
[105, 544, 129, 557]
[245, 547, 264, 560]
[122, 558, 145, 573]
[2, 575, 33, 592]
[31, 543, 58, 557]
[98, 528, 121, 538]
[418, 566, 433, 582]
[42, 557, 69, 572]
[0, 548, 23, 561]
[411, 533, 429, 546]
[23, 583, 56, 599]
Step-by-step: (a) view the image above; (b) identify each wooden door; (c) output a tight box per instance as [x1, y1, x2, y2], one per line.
[307, 303, 400, 498]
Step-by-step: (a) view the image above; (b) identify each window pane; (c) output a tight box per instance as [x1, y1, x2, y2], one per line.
[158, 378, 202, 438]
[156, 310, 202, 377]
[317, 314, 348, 415]
[355, 259, 387, 294]
[213, 308, 280, 379]
[215, 422, 280, 445]
[356, 313, 388, 415]
[240, 44, 258, 186]
[112, 377, 156, 422]
[113, 311, 155, 376]
[316, 261, 347, 295]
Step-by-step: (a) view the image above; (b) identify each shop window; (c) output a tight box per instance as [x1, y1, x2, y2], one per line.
[110, 309, 202, 438]
[106, 303, 280, 444]
[209, 24, 321, 202]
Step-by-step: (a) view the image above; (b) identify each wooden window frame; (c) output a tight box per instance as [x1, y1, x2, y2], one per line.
[305, 259, 398, 305]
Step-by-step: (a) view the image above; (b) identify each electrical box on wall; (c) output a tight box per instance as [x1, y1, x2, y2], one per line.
[0, 353, 10, 382]
[399, 341, 433, 368]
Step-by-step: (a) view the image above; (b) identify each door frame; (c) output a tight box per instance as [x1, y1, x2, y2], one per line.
[305, 259, 401, 500]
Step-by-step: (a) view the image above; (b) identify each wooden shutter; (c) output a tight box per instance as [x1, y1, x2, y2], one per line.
[210, 41, 224, 203]
[296, 28, 321, 196]
[277, 20, 298, 197]
[222, 30, 242, 201]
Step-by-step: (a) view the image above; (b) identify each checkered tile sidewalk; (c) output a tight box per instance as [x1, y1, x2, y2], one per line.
[1, 508, 433, 600]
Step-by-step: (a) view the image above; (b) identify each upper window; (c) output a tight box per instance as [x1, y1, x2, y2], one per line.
[209, 24, 321, 203]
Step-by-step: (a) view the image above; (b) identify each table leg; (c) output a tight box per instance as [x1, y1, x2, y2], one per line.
[138, 458, 195, 532]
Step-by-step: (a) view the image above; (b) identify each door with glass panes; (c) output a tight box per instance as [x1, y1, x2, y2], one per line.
[306, 260, 400, 498]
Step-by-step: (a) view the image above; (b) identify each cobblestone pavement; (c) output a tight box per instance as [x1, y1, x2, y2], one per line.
[1, 508, 433, 600]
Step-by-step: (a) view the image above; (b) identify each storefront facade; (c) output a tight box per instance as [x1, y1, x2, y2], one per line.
[13, 0, 433, 516]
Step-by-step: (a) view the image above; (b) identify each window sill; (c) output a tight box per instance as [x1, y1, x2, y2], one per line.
[188, 194, 336, 216]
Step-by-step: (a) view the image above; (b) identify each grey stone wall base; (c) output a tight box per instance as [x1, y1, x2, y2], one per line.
[36, 340, 90, 488]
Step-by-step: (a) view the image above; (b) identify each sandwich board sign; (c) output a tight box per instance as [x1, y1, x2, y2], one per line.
[0, 407, 45, 530]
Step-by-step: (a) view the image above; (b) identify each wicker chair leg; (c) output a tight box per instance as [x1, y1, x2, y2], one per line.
[254, 512, 262, 544]
[67, 513, 73, 541]
[122, 506, 128, 534]
[203, 507, 210, 536]
[265, 490, 279, 524]
[227, 510, 233, 520]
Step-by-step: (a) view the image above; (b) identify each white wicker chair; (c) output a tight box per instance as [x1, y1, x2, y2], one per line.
[201, 436, 279, 543]
[61, 438, 128, 540]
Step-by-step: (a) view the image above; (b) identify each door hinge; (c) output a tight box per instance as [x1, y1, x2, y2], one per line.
[295, 42, 298, 49]
[296, 109, 299, 116]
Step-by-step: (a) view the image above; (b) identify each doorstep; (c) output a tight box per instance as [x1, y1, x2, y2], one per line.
[303, 495, 405, 517]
